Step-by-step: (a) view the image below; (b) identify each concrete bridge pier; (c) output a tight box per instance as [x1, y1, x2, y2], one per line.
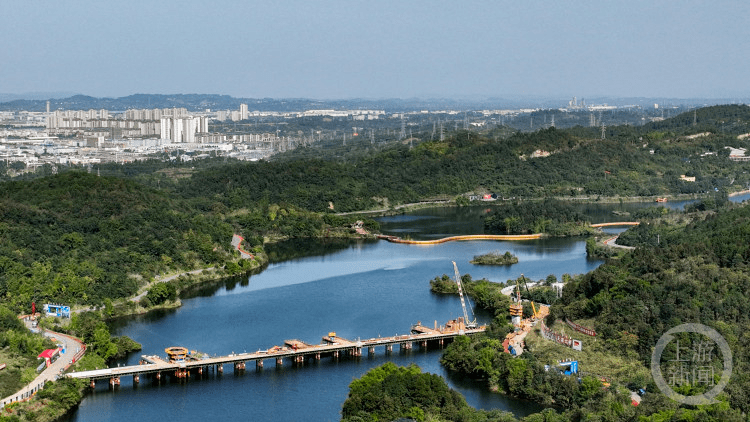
[401, 342, 412, 350]
[90, 379, 95, 388]
[294, 355, 304, 365]
[368, 346, 375, 355]
[109, 377, 120, 387]
[234, 362, 246, 371]
[256, 360, 263, 369]
[386, 344, 393, 353]
[217, 364, 223, 374]
[133, 375, 139, 384]
[315, 353, 321, 360]
[439, 338, 444, 348]
[420, 340, 428, 349]
[333, 351, 339, 359]
[276, 357, 283, 367]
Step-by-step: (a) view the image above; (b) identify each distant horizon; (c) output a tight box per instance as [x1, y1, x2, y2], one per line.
[2, 91, 749, 106]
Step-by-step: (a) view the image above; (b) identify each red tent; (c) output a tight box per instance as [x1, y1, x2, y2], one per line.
[38, 348, 61, 367]
[38, 349, 58, 359]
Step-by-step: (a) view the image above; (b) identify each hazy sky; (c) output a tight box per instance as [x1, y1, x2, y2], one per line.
[3, 1, 748, 99]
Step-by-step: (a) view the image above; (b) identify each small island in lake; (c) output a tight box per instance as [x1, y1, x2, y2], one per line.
[469, 250, 518, 265]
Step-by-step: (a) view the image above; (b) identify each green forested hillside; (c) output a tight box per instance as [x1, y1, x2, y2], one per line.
[553, 204, 750, 415]
[177, 106, 750, 212]
[0, 172, 235, 309]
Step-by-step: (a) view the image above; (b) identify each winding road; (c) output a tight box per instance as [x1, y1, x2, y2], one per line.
[1, 318, 86, 407]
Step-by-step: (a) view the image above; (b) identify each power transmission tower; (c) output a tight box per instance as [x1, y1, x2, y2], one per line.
[439, 121, 444, 141]
[601, 123, 606, 140]
[400, 116, 406, 139]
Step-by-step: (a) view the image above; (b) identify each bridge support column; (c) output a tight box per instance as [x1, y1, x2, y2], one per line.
[401, 342, 412, 350]
[315, 353, 321, 360]
[421, 341, 427, 349]
[109, 377, 120, 387]
[368, 346, 375, 355]
[234, 362, 246, 371]
[333, 351, 339, 359]
[439, 338, 444, 348]
[133, 375, 139, 384]
[217, 364, 223, 373]
[90, 379, 95, 388]
[198, 367, 203, 375]
[351, 348, 361, 357]
[294, 355, 303, 364]
[155, 372, 161, 381]
[276, 358, 283, 367]
[256, 360, 263, 369]
[386, 344, 392, 353]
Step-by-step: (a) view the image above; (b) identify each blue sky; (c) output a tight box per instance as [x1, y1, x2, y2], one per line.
[2, 1, 748, 99]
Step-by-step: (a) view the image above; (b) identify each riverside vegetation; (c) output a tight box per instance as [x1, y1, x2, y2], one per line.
[3, 105, 750, 420]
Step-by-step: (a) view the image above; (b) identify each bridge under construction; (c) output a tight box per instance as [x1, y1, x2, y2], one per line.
[67, 319, 485, 387]
[67, 261, 490, 388]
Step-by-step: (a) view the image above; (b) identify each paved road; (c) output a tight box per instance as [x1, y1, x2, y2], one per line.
[130, 267, 215, 303]
[335, 200, 450, 216]
[604, 235, 635, 250]
[73, 267, 216, 314]
[1, 318, 86, 407]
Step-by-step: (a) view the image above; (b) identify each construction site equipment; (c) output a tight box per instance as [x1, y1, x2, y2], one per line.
[509, 278, 524, 327]
[520, 274, 541, 320]
[165, 347, 189, 363]
[452, 261, 477, 328]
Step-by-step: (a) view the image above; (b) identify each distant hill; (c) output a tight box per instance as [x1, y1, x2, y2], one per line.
[1, 93, 744, 112]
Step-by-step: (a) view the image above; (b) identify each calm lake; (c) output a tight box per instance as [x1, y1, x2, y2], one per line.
[69, 198, 741, 421]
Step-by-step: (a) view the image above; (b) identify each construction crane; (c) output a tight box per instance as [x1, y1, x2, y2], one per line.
[452, 261, 477, 328]
[520, 274, 541, 319]
[510, 278, 524, 327]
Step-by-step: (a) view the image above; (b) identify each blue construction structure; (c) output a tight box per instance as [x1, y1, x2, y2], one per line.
[559, 360, 578, 376]
[43, 304, 70, 318]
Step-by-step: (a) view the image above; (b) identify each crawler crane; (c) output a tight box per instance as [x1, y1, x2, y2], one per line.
[452, 261, 477, 328]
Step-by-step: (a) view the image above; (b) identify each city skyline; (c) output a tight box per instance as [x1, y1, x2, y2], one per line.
[2, 1, 749, 100]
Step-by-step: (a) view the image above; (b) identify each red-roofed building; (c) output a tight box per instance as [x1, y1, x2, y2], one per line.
[38, 348, 61, 368]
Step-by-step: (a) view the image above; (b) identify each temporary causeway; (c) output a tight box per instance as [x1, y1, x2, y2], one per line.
[590, 221, 640, 228]
[377, 234, 543, 244]
[67, 319, 485, 387]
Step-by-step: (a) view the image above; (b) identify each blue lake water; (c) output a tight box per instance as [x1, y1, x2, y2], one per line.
[70, 200, 726, 421]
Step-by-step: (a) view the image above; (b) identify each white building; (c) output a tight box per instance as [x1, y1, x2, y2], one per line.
[160, 116, 209, 143]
